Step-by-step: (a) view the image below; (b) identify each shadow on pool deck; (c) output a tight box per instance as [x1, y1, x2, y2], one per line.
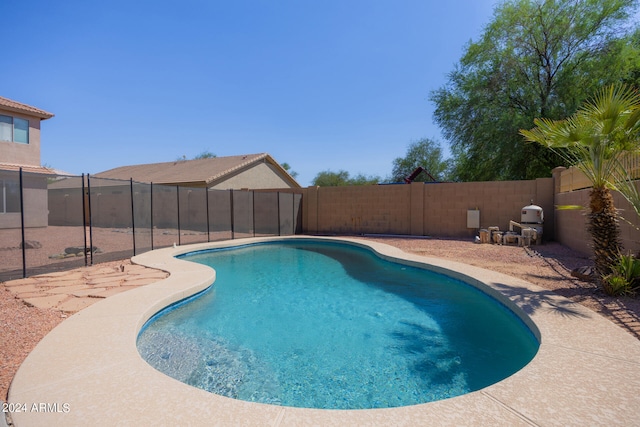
[491, 281, 590, 319]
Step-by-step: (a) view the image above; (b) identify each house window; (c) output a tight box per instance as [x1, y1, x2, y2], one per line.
[0, 115, 29, 144]
[0, 179, 20, 214]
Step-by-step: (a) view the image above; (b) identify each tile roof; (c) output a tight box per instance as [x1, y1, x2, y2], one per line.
[93, 153, 299, 187]
[0, 96, 54, 120]
[0, 162, 59, 175]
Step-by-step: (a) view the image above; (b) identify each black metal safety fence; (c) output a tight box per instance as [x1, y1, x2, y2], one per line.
[0, 169, 302, 282]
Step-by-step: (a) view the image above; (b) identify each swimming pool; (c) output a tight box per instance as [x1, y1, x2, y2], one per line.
[137, 240, 538, 409]
[14, 236, 640, 426]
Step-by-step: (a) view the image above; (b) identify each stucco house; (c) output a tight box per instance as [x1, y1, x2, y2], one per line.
[93, 153, 301, 189]
[0, 96, 55, 228]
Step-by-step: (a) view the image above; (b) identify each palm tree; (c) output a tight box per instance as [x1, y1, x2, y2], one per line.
[520, 85, 640, 279]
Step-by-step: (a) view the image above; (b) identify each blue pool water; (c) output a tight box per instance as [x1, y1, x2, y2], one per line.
[137, 241, 538, 409]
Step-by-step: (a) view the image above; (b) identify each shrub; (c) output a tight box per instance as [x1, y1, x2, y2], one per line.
[602, 274, 634, 296]
[612, 252, 640, 286]
[602, 252, 640, 296]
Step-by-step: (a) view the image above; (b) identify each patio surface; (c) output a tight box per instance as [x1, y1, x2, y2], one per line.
[7, 236, 640, 426]
[2, 264, 168, 313]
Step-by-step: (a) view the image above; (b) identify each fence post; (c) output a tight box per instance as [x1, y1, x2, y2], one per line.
[230, 189, 234, 239]
[82, 173, 88, 266]
[150, 182, 154, 250]
[19, 168, 26, 278]
[277, 192, 281, 236]
[176, 186, 181, 246]
[130, 178, 136, 256]
[206, 188, 210, 242]
[87, 174, 94, 265]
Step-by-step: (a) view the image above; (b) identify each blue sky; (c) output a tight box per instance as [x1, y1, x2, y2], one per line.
[2, 0, 497, 186]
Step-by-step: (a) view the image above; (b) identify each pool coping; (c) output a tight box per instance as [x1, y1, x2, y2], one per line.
[8, 236, 640, 426]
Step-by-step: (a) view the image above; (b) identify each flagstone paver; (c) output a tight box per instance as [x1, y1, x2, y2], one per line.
[88, 287, 139, 298]
[71, 288, 107, 297]
[8, 284, 42, 294]
[14, 292, 48, 299]
[122, 278, 164, 287]
[2, 278, 40, 286]
[22, 294, 68, 309]
[37, 270, 84, 278]
[45, 285, 93, 295]
[88, 276, 127, 285]
[1, 260, 169, 314]
[57, 297, 98, 312]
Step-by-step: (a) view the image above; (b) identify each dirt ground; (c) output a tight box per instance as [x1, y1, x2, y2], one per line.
[1, 235, 639, 402]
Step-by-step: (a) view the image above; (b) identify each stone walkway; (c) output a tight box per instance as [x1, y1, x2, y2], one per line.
[1, 262, 168, 313]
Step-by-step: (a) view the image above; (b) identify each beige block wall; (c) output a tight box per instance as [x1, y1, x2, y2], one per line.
[555, 189, 592, 256]
[422, 179, 551, 238]
[0, 109, 42, 166]
[300, 179, 554, 240]
[555, 184, 640, 256]
[306, 185, 411, 235]
[410, 182, 424, 235]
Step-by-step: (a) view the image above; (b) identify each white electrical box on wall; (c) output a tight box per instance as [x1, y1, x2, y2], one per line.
[467, 210, 480, 229]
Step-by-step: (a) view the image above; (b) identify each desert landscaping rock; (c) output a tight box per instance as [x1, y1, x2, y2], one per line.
[19, 240, 42, 249]
[571, 265, 596, 281]
[64, 246, 98, 255]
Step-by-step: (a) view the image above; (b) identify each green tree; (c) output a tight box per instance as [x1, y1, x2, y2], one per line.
[194, 150, 217, 159]
[520, 85, 640, 283]
[618, 28, 640, 88]
[311, 170, 380, 186]
[176, 150, 217, 161]
[431, 0, 639, 181]
[390, 138, 450, 182]
[348, 173, 382, 186]
[280, 162, 299, 179]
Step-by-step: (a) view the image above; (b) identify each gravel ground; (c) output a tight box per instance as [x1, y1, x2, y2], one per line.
[2, 235, 639, 402]
[1, 285, 64, 401]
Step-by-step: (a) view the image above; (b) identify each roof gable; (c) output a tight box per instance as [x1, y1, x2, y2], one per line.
[0, 96, 54, 120]
[94, 153, 300, 188]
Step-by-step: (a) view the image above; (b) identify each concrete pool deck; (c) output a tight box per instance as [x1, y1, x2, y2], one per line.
[8, 236, 640, 426]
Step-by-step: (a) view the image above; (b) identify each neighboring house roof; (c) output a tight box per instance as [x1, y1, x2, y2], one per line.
[0, 96, 55, 120]
[0, 162, 59, 175]
[94, 153, 301, 188]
